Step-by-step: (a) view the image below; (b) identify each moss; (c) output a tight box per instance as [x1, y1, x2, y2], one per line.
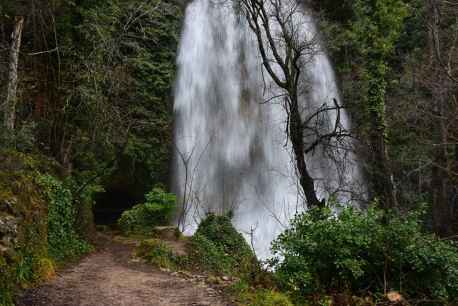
[34, 257, 56, 282]
[0, 150, 58, 304]
[187, 214, 257, 277]
[0, 255, 16, 306]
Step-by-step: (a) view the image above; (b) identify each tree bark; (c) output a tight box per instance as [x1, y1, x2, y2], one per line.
[431, 93, 451, 236]
[368, 117, 397, 209]
[428, 0, 453, 236]
[289, 97, 324, 208]
[366, 61, 397, 210]
[4, 16, 24, 131]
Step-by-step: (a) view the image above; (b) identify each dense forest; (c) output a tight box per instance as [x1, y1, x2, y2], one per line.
[0, 0, 457, 305]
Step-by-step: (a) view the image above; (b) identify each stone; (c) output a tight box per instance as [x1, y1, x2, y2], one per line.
[152, 226, 181, 241]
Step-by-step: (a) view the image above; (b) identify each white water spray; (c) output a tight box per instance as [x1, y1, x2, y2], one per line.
[173, 0, 363, 258]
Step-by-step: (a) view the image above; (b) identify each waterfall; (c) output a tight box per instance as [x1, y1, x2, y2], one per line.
[173, 0, 364, 258]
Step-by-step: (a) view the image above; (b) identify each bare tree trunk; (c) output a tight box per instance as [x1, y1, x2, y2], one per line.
[4, 16, 24, 131]
[431, 92, 451, 236]
[429, 0, 453, 236]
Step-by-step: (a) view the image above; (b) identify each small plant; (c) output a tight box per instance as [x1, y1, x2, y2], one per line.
[118, 187, 176, 234]
[271, 206, 458, 304]
[229, 280, 294, 306]
[135, 239, 179, 270]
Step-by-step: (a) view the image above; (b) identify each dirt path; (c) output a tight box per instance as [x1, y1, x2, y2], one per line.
[16, 235, 230, 306]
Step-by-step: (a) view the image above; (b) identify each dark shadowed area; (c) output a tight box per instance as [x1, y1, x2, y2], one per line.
[93, 188, 139, 225]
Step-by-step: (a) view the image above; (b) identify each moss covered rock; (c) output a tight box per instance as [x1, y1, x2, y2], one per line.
[0, 149, 55, 305]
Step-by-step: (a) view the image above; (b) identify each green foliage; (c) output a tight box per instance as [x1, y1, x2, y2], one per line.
[188, 214, 256, 277]
[350, 0, 409, 58]
[0, 151, 59, 306]
[50, 0, 182, 189]
[118, 187, 176, 234]
[0, 121, 37, 152]
[349, 0, 408, 131]
[135, 239, 179, 270]
[37, 175, 92, 262]
[271, 206, 458, 304]
[319, 0, 408, 133]
[229, 280, 294, 306]
[66, 175, 104, 240]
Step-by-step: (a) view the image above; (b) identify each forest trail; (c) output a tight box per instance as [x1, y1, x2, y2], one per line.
[16, 234, 230, 306]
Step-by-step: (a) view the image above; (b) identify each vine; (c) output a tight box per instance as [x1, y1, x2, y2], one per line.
[37, 175, 92, 262]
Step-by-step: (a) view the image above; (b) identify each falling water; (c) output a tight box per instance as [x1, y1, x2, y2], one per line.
[173, 0, 364, 258]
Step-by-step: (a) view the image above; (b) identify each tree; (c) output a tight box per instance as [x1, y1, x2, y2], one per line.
[3, 16, 24, 130]
[346, 0, 408, 209]
[240, 0, 350, 208]
[425, 0, 458, 236]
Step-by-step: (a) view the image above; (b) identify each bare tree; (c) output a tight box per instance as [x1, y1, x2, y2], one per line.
[175, 136, 214, 232]
[240, 0, 349, 208]
[426, 0, 458, 236]
[3, 16, 24, 131]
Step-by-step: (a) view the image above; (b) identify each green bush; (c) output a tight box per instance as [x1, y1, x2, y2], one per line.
[188, 214, 256, 277]
[118, 187, 176, 234]
[135, 239, 179, 270]
[229, 280, 294, 306]
[271, 206, 458, 304]
[37, 175, 92, 262]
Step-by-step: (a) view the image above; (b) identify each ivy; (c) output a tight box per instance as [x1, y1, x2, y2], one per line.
[349, 0, 409, 133]
[37, 175, 92, 262]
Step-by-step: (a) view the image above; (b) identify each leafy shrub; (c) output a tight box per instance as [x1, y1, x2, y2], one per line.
[229, 280, 294, 306]
[188, 214, 256, 276]
[118, 187, 176, 234]
[271, 206, 458, 304]
[37, 175, 92, 262]
[135, 239, 179, 270]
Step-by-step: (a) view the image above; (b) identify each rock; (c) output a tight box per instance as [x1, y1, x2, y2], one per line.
[0, 197, 17, 214]
[159, 267, 171, 273]
[387, 291, 404, 303]
[152, 226, 181, 241]
[178, 270, 193, 279]
[0, 214, 19, 247]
